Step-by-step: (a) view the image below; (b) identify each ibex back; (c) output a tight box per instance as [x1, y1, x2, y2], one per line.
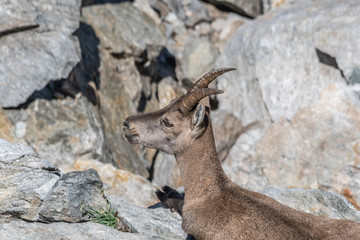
[122, 68, 360, 240]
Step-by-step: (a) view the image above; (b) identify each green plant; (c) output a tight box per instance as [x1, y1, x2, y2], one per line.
[82, 204, 118, 229]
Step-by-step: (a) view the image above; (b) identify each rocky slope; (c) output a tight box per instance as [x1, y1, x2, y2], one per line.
[1, 0, 360, 238]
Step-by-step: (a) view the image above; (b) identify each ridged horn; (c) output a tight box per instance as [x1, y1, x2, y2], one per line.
[181, 88, 224, 112]
[189, 68, 236, 92]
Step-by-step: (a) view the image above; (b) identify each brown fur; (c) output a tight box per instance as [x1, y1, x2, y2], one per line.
[122, 69, 360, 239]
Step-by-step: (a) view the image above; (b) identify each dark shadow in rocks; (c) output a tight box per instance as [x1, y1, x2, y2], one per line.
[201, 0, 257, 19]
[82, 0, 133, 7]
[315, 48, 347, 83]
[5, 22, 101, 110]
[62, 22, 101, 105]
[135, 46, 177, 113]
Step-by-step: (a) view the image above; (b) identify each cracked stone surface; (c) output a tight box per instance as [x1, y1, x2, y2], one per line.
[0, 0, 81, 108]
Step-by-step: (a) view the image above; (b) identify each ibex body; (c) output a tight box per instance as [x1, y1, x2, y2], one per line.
[122, 68, 360, 239]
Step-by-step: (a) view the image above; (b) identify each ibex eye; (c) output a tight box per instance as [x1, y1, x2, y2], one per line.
[163, 118, 174, 128]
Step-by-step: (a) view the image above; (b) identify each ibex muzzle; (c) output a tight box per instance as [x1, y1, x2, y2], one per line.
[122, 68, 235, 154]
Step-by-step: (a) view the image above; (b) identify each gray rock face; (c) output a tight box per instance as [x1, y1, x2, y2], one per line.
[98, 55, 149, 177]
[0, 0, 38, 34]
[11, 97, 107, 172]
[215, 0, 360, 202]
[256, 84, 360, 200]
[163, 0, 211, 28]
[0, 139, 108, 223]
[0, 139, 60, 222]
[82, 2, 165, 56]
[152, 152, 182, 188]
[112, 199, 186, 239]
[262, 188, 360, 222]
[217, 0, 359, 122]
[39, 169, 108, 223]
[262, 0, 298, 13]
[0, 0, 81, 108]
[181, 34, 218, 80]
[0, 221, 144, 240]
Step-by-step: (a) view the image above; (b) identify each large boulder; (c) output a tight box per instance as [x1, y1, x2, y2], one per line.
[6, 97, 108, 172]
[0, 139, 108, 223]
[0, 0, 81, 108]
[215, 0, 360, 203]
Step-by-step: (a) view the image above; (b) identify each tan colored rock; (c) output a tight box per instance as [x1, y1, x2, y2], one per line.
[69, 159, 158, 207]
[0, 109, 14, 143]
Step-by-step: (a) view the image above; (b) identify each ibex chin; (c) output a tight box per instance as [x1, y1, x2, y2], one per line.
[122, 68, 360, 239]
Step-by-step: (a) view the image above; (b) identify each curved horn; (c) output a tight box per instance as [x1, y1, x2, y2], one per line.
[181, 88, 224, 112]
[189, 68, 236, 92]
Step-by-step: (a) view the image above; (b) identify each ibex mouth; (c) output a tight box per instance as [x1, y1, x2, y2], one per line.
[123, 133, 140, 144]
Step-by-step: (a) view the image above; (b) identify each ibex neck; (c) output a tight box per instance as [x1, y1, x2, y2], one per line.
[175, 120, 229, 199]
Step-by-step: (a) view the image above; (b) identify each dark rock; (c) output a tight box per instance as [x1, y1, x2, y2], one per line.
[39, 169, 108, 222]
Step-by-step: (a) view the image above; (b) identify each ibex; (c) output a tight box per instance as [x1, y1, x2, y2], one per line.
[122, 68, 360, 239]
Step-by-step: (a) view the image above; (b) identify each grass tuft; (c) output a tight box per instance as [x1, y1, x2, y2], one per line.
[82, 204, 133, 233]
[82, 204, 118, 228]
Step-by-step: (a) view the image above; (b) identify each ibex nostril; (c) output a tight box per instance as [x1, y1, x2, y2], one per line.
[123, 120, 130, 129]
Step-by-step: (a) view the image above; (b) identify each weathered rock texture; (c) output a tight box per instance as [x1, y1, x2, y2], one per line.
[0, 139, 107, 223]
[112, 199, 186, 239]
[10, 97, 107, 172]
[70, 159, 159, 207]
[82, 2, 166, 56]
[204, 0, 263, 18]
[261, 188, 360, 222]
[0, 221, 144, 240]
[215, 0, 360, 204]
[0, 0, 81, 108]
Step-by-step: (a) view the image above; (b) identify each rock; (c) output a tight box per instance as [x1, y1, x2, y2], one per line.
[262, 188, 360, 222]
[0, 109, 14, 142]
[224, 83, 360, 203]
[11, 97, 108, 172]
[152, 152, 182, 188]
[0, 138, 61, 222]
[163, 0, 211, 28]
[39, 169, 108, 223]
[212, 110, 249, 162]
[215, 0, 360, 196]
[0, 221, 143, 240]
[217, 0, 359, 122]
[256, 84, 360, 201]
[181, 34, 218, 80]
[133, 0, 161, 25]
[262, 0, 298, 13]
[0, 0, 38, 34]
[70, 159, 159, 207]
[98, 54, 150, 177]
[81, 2, 165, 56]
[204, 0, 263, 18]
[0, 139, 108, 223]
[0, 0, 81, 108]
[210, 13, 247, 52]
[112, 199, 186, 239]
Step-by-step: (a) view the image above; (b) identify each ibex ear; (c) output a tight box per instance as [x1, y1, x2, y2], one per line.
[191, 103, 206, 139]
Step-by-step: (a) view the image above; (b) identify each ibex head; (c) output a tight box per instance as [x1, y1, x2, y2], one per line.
[122, 68, 235, 154]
